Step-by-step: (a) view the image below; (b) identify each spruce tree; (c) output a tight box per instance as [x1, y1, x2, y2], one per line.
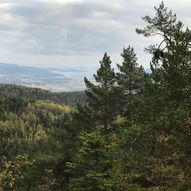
[66, 131, 117, 191]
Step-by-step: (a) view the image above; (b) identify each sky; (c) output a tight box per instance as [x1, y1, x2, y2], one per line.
[0, 0, 190, 69]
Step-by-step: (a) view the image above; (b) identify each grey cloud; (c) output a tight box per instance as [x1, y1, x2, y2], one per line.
[0, 1, 136, 55]
[0, 0, 190, 68]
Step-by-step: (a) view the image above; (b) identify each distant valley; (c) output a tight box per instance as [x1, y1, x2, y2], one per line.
[0, 63, 94, 92]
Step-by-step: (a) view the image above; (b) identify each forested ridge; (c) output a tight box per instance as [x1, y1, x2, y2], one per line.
[0, 84, 86, 106]
[0, 3, 191, 191]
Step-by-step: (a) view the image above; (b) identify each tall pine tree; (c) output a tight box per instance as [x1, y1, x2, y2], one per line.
[84, 53, 117, 131]
[116, 46, 144, 125]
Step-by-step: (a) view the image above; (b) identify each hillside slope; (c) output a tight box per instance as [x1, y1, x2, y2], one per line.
[0, 84, 86, 106]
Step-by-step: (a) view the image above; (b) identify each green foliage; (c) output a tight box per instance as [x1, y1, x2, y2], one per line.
[0, 155, 33, 191]
[0, 2, 191, 191]
[0, 95, 73, 190]
[66, 131, 118, 191]
[38, 169, 60, 191]
[84, 53, 117, 131]
[116, 46, 145, 125]
[0, 84, 86, 106]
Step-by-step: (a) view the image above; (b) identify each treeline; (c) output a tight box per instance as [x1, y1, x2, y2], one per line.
[0, 84, 86, 106]
[0, 2, 191, 191]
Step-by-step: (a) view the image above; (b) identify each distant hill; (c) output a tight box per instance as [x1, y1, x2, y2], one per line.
[0, 63, 60, 78]
[0, 63, 86, 91]
[0, 84, 86, 106]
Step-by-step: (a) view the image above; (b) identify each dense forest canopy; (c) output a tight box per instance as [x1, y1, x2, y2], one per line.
[0, 84, 86, 106]
[0, 2, 191, 191]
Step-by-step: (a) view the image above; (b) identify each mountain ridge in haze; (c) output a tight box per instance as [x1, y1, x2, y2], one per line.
[0, 62, 87, 92]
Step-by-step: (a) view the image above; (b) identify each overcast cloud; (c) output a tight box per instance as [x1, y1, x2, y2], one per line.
[0, 0, 190, 68]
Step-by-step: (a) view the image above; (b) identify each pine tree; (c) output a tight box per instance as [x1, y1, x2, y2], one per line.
[136, 1, 191, 104]
[131, 2, 191, 190]
[116, 46, 145, 125]
[84, 53, 117, 131]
